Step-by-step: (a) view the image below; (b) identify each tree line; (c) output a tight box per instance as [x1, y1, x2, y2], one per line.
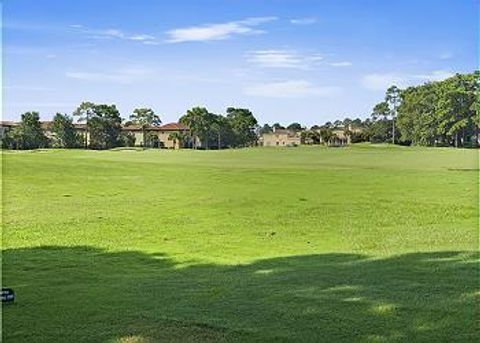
[259, 72, 478, 147]
[2, 103, 259, 150]
[2, 72, 477, 150]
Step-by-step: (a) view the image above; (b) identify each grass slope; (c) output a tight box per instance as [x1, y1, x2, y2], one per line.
[2, 145, 478, 342]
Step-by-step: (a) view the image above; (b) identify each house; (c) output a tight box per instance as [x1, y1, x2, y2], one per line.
[1, 120, 193, 149]
[0, 121, 18, 139]
[328, 127, 350, 146]
[123, 122, 191, 149]
[261, 128, 301, 147]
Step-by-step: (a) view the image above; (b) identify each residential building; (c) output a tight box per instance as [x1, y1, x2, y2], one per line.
[1, 120, 193, 149]
[261, 128, 301, 147]
[123, 122, 191, 149]
[0, 121, 18, 139]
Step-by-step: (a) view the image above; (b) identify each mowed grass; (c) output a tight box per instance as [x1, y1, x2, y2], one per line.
[2, 145, 478, 342]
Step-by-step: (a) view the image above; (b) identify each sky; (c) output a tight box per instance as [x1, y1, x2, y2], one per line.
[1, 0, 477, 126]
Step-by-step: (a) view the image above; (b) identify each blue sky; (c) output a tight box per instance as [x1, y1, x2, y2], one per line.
[2, 0, 477, 125]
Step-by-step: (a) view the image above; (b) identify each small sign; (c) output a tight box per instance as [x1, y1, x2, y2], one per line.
[2, 288, 15, 303]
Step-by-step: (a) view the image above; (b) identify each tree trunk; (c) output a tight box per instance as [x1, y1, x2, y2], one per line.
[475, 126, 480, 147]
[392, 119, 395, 144]
[85, 115, 90, 149]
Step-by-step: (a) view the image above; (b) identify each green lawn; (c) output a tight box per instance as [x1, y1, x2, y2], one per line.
[2, 145, 478, 342]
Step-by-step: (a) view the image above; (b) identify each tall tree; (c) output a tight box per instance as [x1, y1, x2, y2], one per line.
[210, 114, 233, 149]
[4, 111, 48, 149]
[386, 85, 401, 144]
[180, 107, 212, 149]
[52, 113, 81, 148]
[129, 108, 161, 148]
[287, 122, 303, 132]
[73, 101, 96, 148]
[95, 104, 123, 149]
[272, 123, 285, 130]
[226, 107, 258, 147]
[372, 102, 390, 120]
[397, 72, 478, 147]
[258, 124, 273, 135]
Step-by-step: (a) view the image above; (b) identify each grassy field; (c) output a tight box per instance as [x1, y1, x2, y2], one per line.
[2, 145, 478, 342]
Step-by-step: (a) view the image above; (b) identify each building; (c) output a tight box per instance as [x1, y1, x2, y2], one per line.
[261, 128, 301, 147]
[0, 121, 18, 139]
[328, 127, 350, 146]
[123, 122, 191, 149]
[0, 120, 193, 149]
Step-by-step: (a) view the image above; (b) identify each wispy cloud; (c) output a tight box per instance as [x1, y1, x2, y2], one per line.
[243, 80, 341, 98]
[129, 34, 156, 41]
[165, 17, 277, 43]
[66, 67, 155, 84]
[290, 17, 317, 25]
[438, 52, 454, 60]
[329, 61, 352, 67]
[361, 70, 455, 90]
[70, 25, 159, 45]
[246, 49, 323, 69]
[361, 73, 406, 90]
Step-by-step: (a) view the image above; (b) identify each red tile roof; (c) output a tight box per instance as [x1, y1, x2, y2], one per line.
[159, 122, 188, 131]
[122, 123, 188, 131]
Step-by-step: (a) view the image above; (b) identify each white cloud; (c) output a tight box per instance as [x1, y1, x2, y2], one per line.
[165, 17, 277, 43]
[361, 73, 405, 90]
[101, 29, 125, 38]
[329, 61, 352, 67]
[66, 68, 154, 84]
[290, 17, 317, 25]
[129, 34, 156, 41]
[361, 70, 455, 91]
[243, 80, 342, 98]
[71, 25, 159, 45]
[142, 41, 161, 46]
[246, 49, 323, 69]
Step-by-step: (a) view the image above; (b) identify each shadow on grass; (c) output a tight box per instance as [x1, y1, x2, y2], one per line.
[2, 247, 479, 342]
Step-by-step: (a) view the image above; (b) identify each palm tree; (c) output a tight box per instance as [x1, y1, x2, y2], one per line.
[168, 132, 184, 149]
[319, 127, 333, 145]
[179, 107, 210, 149]
[129, 108, 161, 148]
